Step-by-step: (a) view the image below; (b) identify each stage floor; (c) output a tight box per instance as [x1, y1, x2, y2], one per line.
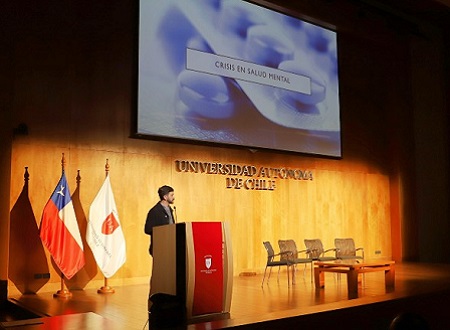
[6, 262, 450, 329]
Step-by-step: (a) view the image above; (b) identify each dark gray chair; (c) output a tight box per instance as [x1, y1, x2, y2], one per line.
[304, 238, 337, 262]
[334, 238, 365, 284]
[334, 238, 364, 260]
[262, 241, 292, 286]
[305, 238, 338, 282]
[278, 239, 313, 283]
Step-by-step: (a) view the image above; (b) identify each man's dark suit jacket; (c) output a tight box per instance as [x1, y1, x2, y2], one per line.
[144, 202, 174, 255]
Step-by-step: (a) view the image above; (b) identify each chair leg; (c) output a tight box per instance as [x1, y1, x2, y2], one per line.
[261, 266, 268, 286]
[277, 266, 281, 283]
[292, 265, 296, 285]
[287, 265, 291, 287]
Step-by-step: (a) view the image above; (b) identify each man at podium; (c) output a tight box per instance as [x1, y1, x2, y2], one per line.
[144, 186, 233, 323]
[144, 185, 175, 255]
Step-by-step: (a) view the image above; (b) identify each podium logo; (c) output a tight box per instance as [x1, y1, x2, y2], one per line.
[205, 255, 212, 269]
[200, 254, 217, 274]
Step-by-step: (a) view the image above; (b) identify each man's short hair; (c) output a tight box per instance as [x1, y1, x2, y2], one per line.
[158, 185, 174, 200]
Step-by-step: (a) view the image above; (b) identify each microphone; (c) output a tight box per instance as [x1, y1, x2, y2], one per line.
[173, 206, 178, 224]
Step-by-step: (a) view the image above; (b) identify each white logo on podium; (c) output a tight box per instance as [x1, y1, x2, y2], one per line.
[205, 255, 212, 269]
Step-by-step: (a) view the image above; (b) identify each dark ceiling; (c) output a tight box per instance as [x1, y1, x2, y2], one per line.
[368, 0, 450, 27]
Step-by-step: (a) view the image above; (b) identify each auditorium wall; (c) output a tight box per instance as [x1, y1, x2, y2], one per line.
[4, 0, 448, 293]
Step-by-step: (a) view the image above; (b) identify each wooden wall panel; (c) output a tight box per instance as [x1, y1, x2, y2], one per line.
[12, 142, 390, 279]
[367, 174, 392, 259]
[10, 141, 393, 287]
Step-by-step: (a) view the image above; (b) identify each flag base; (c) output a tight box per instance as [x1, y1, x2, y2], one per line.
[98, 286, 115, 294]
[53, 289, 72, 299]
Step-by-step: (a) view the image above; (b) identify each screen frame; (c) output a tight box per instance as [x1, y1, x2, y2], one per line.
[131, 0, 343, 159]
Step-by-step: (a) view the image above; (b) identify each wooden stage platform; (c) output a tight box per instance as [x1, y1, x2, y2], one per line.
[4, 262, 450, 329]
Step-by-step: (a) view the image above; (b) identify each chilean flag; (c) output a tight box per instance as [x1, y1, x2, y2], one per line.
[87, 175, 126, 278]
[39, 172, 85, 280]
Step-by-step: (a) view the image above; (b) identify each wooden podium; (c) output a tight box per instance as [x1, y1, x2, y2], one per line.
[151, 222, 233, 322]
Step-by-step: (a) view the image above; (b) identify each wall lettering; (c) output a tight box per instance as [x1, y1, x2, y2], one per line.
[175, 160, 313, 191]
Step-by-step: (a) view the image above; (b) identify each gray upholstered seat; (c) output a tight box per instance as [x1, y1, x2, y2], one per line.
[278, 239, 313, 283]
[304, 239, 337, 262]
[262, 241, 292, 286]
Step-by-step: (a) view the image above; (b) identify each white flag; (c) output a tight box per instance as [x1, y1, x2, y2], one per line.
[87, 175, 126, 278]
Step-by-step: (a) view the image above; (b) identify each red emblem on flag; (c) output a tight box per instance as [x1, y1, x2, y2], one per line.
[101, 212, 119, 235]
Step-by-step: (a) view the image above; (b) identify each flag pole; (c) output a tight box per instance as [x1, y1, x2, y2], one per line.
[98, 159, 115, 294]
[54, 153, 72, 299]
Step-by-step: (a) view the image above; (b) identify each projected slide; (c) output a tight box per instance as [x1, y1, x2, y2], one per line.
[137, 0, 341, 157]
